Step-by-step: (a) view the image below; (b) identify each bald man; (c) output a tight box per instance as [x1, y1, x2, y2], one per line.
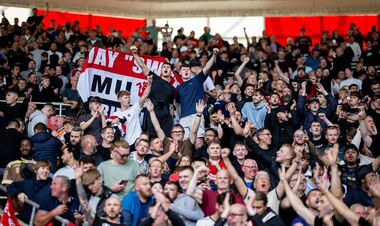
[93, 196, 122, 226]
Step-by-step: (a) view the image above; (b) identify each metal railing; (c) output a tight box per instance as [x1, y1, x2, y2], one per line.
[0, 185, 70, 226]
[0, 100, 71, 116]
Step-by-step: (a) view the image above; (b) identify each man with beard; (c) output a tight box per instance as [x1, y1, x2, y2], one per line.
[130, 45, 175, 137]
[121, 175, 154, 226]
[54, 146, 79, 179]
[2, 138, 36, 185]
[339, 144, 380, 190]
[264, 105, 298, 149]
[79, 135, 103, 166]
[193, 128, 217, 159]
[66, 127, 82, 151]
[236, 84, 255, 111]
[98, 140, 140, 199]
[128, 138, 150, 175]
[93, 196, 122, 226]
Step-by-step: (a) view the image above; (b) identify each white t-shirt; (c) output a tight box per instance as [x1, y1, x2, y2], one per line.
[111, 103, 142, 145]
[244, 188, 280, 214]
[53, 165, 75, 180]
[196, 216, 216, 226]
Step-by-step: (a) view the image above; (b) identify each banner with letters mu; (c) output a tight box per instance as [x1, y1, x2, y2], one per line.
[78, 47, 182, 116]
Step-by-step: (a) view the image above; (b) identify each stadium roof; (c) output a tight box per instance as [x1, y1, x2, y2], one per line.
[1, 0, 380, 18]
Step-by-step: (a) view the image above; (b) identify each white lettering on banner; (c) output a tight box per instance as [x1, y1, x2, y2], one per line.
[80, 68, 146, 115]
[124, 54, 163, 75]
[87, 48, 119, 68]
[79, 47, 182, 116]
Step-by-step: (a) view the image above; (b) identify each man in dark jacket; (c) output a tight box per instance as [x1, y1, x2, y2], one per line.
[31, 123, 63, 172]
[297, 82, 337, 131]
[264, 105, 298, 150]
[251, 191, 285, 226]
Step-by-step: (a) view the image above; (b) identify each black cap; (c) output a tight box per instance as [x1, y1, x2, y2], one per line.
[345, 144, 359, 153]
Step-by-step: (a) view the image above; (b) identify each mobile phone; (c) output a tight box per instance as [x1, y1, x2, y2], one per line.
[119, 180, 128, 185]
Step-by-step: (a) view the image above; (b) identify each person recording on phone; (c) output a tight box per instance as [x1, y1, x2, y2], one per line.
[98, 140, 140, 200]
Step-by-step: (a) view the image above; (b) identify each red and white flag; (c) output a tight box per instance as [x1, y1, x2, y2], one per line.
[1, 197, 20, 226]
[78, 47, 182, 116]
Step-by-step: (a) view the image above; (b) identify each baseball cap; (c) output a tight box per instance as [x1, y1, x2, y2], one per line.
[345, 144, 359, 153]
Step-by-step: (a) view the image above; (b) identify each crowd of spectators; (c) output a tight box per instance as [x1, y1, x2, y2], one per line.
[0, 5, 380, 226]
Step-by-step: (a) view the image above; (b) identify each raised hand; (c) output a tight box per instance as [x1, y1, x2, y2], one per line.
[243, 120, 254, 137]
[196, 100, 205, 114]
[318, 112, 327, 121]
[290, 99, 297, 111]
[195, 164, 209, 175]
[130, 45, 138, 54]
[279, 165, 287, 182]
[243, 57, 250, 64]
[213, 48, 220, 55]
[17, 193, 28, 203]
[144, 98, 154, 112]
[221, 148, 230, 159]
[226, 104, 236, 116]
[245, 192, 256, 216]
[74, 162, 84, 180]
[316, 83, 327, 95]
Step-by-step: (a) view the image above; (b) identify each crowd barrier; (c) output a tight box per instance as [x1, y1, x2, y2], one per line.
[0, 100, 71, 116]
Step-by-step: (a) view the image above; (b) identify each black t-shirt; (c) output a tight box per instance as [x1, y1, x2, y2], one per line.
[26, 15, 44, 31]
[97, 145, 111, 161]
[148, 72, 175, 117]
[310, 136, 328, 150]
[314, 216, 350, 226]
[369, 133, 380, 157]
[279, 195, 307, 226]
[339, 164, 373, 189]
[93, 216, 122, 226]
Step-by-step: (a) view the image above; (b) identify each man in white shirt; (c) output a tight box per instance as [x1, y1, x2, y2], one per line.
[109, 78, 151, 145]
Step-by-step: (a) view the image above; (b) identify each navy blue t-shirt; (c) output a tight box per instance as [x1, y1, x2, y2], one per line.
[176, 71, 207, 118]
[39, 195, 80, 225]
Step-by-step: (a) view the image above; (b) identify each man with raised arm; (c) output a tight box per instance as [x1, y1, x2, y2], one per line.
[221, 147, 298, 215]
[145, 98, 204, 164]
[109, 76, 151, 145]
[130, 46, 175, 136]
[176, 48, 219, 139]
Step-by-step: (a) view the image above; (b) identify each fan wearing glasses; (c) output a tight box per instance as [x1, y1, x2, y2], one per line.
[98, 140, 140, 200]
